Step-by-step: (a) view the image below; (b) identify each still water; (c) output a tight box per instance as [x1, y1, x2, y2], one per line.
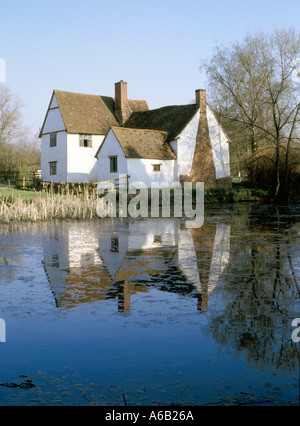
[0, 204, 299, 406]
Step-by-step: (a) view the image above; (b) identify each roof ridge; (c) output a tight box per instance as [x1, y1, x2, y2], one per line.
[54, 89, 103, 97]
[125, 103, 199, 141]
[111, 125, 168, 135]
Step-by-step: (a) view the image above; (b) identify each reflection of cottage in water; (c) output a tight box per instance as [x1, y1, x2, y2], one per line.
[42, 219, 230, 312]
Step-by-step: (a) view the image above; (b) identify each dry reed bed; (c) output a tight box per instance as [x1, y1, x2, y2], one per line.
[0, 192, 99, 223]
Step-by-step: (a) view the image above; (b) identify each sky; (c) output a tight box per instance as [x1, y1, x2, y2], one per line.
[1, 0, 300, 137]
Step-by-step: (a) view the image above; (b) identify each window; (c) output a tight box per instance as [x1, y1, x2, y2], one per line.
[49, 161, 57, 176]
[152, 164, 161, 172]
[110, 156, 118, 173]
[81, 252, 95, 267]
[51, 255, 59, 268]
[79, 135, 92, 148]
[50, 133, 57, 147]
[111, 237, 119, 253]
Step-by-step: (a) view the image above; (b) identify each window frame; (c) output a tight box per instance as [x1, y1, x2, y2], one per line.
[49, 161, 57, 176]
[110, 156, 118, 173]
[79, 134, 92, 148]
[111, 236, 119, 253]
[152, 163, 161, 172]
[50, 133, 57, 148]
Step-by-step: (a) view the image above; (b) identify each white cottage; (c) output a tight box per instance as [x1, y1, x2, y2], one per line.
[40, 81, 230, 186]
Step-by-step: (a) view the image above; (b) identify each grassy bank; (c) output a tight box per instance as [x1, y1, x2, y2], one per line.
[204, 185, 270, 203]
[0, 187, 47, 200]
[0, 184, 273, 224]
[0, 189, 98, 223]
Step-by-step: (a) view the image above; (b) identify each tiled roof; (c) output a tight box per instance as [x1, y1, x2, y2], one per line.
[107, 126, 176, 160]
[41, 90, 149, 136]
[101, 96, 149, 117]
[54, 90, 119, 135]
[40, 88, 199, 161]
[125, 104, 199, 141]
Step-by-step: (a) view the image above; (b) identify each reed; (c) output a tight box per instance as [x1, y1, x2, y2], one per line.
[0, 188, 99, 223]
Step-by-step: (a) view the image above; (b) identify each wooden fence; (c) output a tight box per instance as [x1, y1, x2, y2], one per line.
[95, 175, 129, 191]
[0, 170, 41, 188]
[39, 175, 130, 195]
[0, 170, 130, 193]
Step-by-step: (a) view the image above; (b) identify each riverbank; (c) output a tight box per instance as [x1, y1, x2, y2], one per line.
[0, 184, 272, 223]
[0, 190, 98, 223]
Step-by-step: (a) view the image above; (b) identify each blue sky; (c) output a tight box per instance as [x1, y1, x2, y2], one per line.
[1, 0, 300, 137]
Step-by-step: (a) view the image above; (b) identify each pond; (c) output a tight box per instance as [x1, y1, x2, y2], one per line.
[0, 203, 299, 406]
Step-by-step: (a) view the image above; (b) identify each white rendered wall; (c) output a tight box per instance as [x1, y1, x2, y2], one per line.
[42, 107, 66, 134]
[96, 129, 128, 185]
[207, 106, 230, 179]
[127, 158, 176, 188]
[41, 131, 68, 182]
[50, 94, 59, 109]
[67, 134, 103, 183]
[170, 109, 200, 179]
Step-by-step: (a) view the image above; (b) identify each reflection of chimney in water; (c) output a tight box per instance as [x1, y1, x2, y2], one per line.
[190, 223, 216, 313]
[197, 293, 208, 313]
[117, 280, 131, 313]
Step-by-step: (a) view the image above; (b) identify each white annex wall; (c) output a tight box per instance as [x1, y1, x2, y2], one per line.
[67, 134, 103, 183]
[42, 109, 66, 134]
[127, 158, 176, 188]
[41, 132, 68, 182]
[96, 129, 128, 183]
[170, 109, 200, 178]
[207, 106, 230, 179]
[50, 94, 59, 109]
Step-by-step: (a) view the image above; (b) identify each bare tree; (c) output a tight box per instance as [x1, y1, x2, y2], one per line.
[0, 84, 40, 173]
[201, 28, 300, 199]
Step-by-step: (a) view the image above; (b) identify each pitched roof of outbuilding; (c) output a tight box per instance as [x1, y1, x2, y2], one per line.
[124, 103, 199, 141]
[96, 126, 176, 160]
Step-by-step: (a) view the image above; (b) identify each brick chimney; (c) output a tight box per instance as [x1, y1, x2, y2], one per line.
[189, 89, 216, 183]
[115, 81, 131, 125]
[195, 89, 206, 107]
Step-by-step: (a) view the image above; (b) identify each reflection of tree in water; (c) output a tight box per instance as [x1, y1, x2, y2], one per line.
[210, 205, 300, 374]
[0, 225, 32, 285]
